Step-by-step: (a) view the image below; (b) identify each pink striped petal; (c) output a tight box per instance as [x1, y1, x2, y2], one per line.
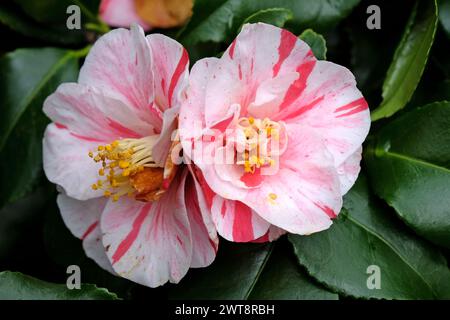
[180, 57, 219, 161]
[203, 23, 313, 125]
[185, 175, 218, 267]
[197, 126, 342, 235]
[253, 225, 286, 243]
[43, 83, 155, 142]
[57, 194, 113, 273]
[152, 106, 179, 167]
[101, 172, 192, 287]
[274, 61, 370, 167]
[43, 123, 104, 200]
[211, 197, 270, 242]
[337, 146, 362, 195]
[78, 25, 159, 126]
[147, 34, 189, 111]
[100, 0, 151, 30]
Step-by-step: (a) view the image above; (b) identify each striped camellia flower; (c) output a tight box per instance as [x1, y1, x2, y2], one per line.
[42, 25, 218, 287]
[179, 23, 371, 242]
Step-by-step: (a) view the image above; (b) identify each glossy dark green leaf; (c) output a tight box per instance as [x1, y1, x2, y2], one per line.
[0, 184, 52, 261]
[179, 0, 360, 47]
[299, 29, 327, 60]
[0, 271, 118, 300]
[0, 48, 80, 207]
[371, 0, 438, 121]
[247, 243, 338, 300]
[0, 4, 85, 45]
[241, 8, 293, 29]
[169, 241, 337, 300]
[439, 0, 450, 38]
[43, 198, 135, 298]
[289, 175, 450, 299]
[365, 102, 450, 248]
[13, 0, 100, 24]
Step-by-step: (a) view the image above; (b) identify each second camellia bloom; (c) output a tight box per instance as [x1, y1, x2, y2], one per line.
[179, 23, 371, 242]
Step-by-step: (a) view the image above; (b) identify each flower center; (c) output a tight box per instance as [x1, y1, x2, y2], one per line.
[235, 116, 285, 174]
[89, 135, 168, 202]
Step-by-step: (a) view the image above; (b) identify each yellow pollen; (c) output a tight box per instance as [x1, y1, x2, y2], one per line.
[249, 155, 258, 165]
[88, 151, 94, 158]
[269, 193, 277, 200]
[119, 160, 130, 169]
[236, 116, 284, 174]
[90, 136, 161, 202]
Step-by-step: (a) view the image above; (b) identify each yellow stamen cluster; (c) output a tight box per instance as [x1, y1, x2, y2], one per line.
[88, 136, 159, 201]
[236, 117, 280, 173]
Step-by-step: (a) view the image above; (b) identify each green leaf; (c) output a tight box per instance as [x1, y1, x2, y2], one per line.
[289, 175, 450, 299]
[44, 198, 135, 298]
[365, 102, 450, 249]
[169, 240, 337, 300]
[241, 8, 293, 29]
[0, 48, 80, 207]
[439, 0, 450, 38]
[0, 184, 52, 261]
[371, 0, 438, 121]
[179, 0, 360, 47]
[0, 271, 118, 300]
[0, 4, 85, 45]
[247, 242, 338, 300]
[299, 29, 327, 60]
[13, 0, 100, 24]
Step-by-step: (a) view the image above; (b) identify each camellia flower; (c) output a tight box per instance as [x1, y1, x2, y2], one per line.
[42, 25, 218, 287]
[100, 0, 193, 30]
[179, 23, 371, 242]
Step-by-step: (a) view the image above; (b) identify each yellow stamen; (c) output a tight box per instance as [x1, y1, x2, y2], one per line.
[119, 160, 130, 169]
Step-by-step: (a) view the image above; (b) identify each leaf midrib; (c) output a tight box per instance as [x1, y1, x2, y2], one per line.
[376, 149, 450, 174]
[243, 243, 274, 300]
[346, 214, 438, 298]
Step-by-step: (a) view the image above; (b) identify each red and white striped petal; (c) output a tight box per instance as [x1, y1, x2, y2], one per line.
[274, 61, 370, 167]
[185, 175, 218, 267]
[101, 172, 192, 287]
[211, 197, 270, 242]
[203, 23, 313, 125]
[337, 146, 362, 195]
[180, 57, 219, 162]
[147, 34, 189, 111]
[57, 194, 113, 273]
[99, 0, 150, 30]
[253, 225, 286, 243]
[43, 83, 155, 142]
[152, 106, 179, 167]
[43, 123, 103, 200]
[78, 25, 156, 119]
[199, 125, 342, 235]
